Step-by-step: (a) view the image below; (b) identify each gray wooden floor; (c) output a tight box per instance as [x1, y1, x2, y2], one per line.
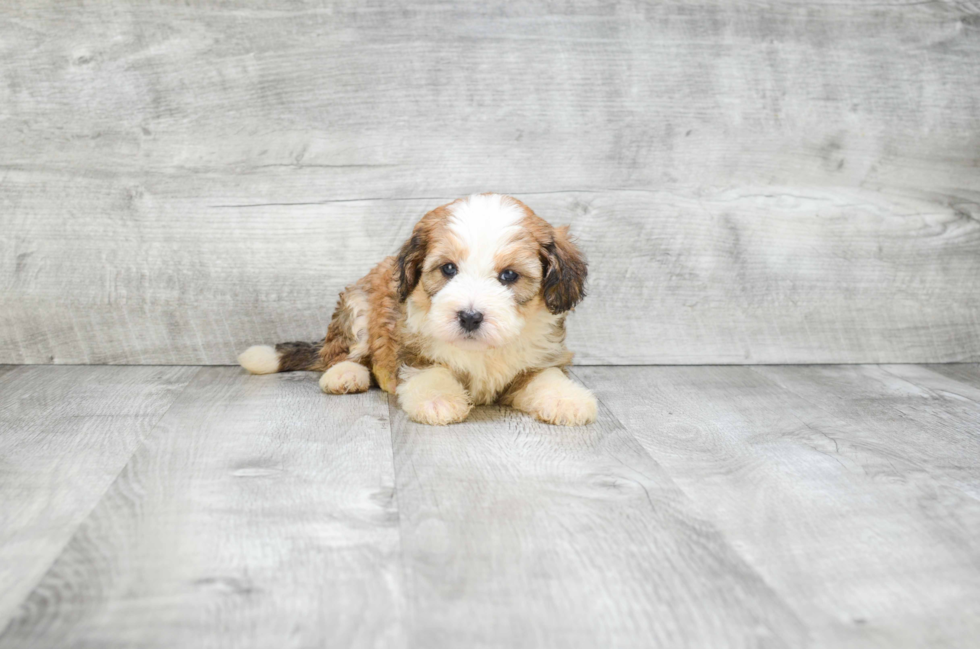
[0, 364, 978, 649]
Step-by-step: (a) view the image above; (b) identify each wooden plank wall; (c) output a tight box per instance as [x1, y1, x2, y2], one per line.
[2, 0, 979, 365]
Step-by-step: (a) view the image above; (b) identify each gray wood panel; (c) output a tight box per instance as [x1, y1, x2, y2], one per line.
[2, 1, 979, 365]
[759, 364, 980, 498]
[387, 395, 805, 648]
[574, 365, 980, 648]
[921, 363, 980, 390]
[2, 364, 979, 646]
[0, 368, 405, 649]
[878, 364, 980, 427]
[0, 365, 197, 634]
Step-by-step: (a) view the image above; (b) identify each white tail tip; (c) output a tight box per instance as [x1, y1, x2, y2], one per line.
[238, 345, 280, 375]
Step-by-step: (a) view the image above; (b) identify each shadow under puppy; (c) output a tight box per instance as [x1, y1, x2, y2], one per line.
[239, 193, 596, 426]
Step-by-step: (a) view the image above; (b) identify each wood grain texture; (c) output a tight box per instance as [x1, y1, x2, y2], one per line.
[2, 1, 979, 364]
[0, 368, 405, 649]
[2, 364, 979, 646]
[575, 365, 980, 649]
[758, 364, 980, 498]
[920, 363, 980, 389]
[387, 394, 806, 648]
[0, 365, 197, 634]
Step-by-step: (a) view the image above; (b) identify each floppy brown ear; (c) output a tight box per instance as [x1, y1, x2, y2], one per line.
[541, 225, 587, 314]
[397, 227, 428, 301]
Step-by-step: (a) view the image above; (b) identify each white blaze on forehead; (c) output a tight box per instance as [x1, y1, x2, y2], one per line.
[447, 194, 524, 274]
[419, 194, 532, 350]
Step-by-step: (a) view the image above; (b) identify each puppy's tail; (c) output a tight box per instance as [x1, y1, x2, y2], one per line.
[238, 341, 325, 375]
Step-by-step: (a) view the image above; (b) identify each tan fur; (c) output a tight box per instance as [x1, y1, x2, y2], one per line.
[363, 257, 402, 394]
[239, 193, 592, 426]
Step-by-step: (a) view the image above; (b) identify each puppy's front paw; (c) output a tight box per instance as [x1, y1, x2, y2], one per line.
[396, 365, 472, 425]
[509, 368, 597, 426]
[532, 389, 597, 426]
[319, 361, 371, 394]
[408, 394, 473, 426]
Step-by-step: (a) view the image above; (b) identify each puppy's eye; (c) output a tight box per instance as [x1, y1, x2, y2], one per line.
[498, 269, 519, 284]
[441, 263, 458, 278]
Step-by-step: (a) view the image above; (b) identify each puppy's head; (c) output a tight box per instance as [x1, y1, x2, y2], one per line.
[397, 193, 586, 349]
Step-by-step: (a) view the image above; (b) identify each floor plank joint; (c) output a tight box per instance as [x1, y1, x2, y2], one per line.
[1, 364, 978, 648]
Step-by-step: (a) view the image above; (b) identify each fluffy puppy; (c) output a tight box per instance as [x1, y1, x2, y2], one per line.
[239, 193, 596, 426]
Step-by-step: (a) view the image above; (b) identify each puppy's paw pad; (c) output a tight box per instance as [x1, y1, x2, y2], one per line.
[320, 361, 371, 394]
[534, 392, 597, 426]
[410, 395, 472, 425]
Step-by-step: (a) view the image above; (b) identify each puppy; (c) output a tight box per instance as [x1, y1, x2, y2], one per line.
[238, 193, 596, 426]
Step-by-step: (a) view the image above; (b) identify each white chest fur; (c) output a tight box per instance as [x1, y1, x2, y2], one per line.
[419, 309, 568, 404]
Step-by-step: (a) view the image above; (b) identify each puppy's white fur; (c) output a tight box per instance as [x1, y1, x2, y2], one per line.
[420, 195, 529, 350]
[238, 345, 280, 375]
[320, 360, 371, 394]
[408, 303, 565, 405]
[397, 365, 473, 425]
[403, 195, 570, 404]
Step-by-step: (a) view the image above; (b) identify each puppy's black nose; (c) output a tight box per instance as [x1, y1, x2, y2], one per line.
[457, 310, 484, 332]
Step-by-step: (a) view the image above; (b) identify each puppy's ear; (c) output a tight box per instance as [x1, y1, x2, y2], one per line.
[397, 227, 428, 301]
[541, 225, 587, 314]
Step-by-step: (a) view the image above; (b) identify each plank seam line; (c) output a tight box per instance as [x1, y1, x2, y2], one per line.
[567, 366, 811, 644]
[383, 391, 415, 644]
[207, 187, 687, 209]
[568, 366, 709, 505]
[0, 366, 205, 640]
